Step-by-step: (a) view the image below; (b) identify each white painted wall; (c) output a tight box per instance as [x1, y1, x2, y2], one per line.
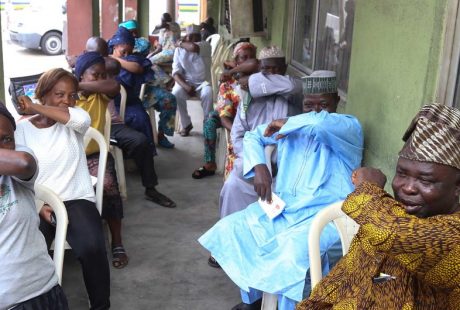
[149, 0, 167, 33]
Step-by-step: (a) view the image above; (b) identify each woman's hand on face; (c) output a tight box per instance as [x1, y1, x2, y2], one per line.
[352, 167, 387, 188]
[17, 95, 36, 114]
[219, 71, 232, 83]
[223, 60, 236, 70]
[39, 204, 54, 225]
[238, 75, 249, 91]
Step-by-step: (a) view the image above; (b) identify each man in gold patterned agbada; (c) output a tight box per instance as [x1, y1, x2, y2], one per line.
[297, 103, 460, 309]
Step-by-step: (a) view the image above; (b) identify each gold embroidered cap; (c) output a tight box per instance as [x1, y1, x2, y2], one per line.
[399, 103, 460, 170]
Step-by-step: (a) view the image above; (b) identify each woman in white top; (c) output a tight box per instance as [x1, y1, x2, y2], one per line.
[0, 102, 69, 310]
[14, 68, 110, 310]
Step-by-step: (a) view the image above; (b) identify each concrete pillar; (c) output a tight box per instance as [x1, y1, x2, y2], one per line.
[166, 0, 176, 20]
[67, 0, 93, 55]
[200, 0, 207, 22]
[123, 0, 138, 21]
[101, 0, 119, 40]
[137, 0, 149, 37]
[92, 0, 100, 37]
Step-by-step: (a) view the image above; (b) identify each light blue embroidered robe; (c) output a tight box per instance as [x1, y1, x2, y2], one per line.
[199, 111, 363, 307]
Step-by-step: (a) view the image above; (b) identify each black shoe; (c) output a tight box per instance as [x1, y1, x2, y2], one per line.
[180, 124, 193, 137]
[145, 188, 176, 208]
[208, 256, 221, 268]
[231, 299, 262, 310]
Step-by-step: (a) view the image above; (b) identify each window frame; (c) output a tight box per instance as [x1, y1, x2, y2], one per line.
[437, 0, 460, 107]
[286, 0, 352, 100]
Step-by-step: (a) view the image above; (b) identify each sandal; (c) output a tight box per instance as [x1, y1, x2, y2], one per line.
[192, 166, 216, 179]
[145, 188, 177, 208]
[112, 246, 129, 269]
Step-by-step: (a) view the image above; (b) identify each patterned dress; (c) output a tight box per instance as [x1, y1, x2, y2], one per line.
[297, 182, 460, 310]
[149, 25, 180, 64]
[142, 81, 177, 137]
[202, 78, 240, 178]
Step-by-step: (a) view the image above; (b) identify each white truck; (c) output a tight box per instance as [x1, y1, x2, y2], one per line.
[8, 0, 66, 55]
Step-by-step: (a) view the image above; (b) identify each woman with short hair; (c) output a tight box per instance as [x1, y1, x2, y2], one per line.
[15, 68, 110, 310]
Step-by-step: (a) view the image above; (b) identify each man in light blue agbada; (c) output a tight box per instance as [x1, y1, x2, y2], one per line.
[199, 71, 364, 310]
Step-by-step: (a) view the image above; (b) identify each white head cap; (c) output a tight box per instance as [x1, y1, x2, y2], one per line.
[258, 45, 285, 59]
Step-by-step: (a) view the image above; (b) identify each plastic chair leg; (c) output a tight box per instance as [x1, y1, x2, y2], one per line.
[113, 146, 127, 200]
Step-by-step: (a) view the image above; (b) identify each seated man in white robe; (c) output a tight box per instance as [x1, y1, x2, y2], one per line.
[199, 71, 364, 310]
[171, 24, 212, 136]
[218, 46, 303, 220]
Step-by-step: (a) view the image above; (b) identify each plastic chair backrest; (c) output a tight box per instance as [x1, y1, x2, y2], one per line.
[308, 200, 360, 288]
[34, 183, 68, 285]
[264, 145, 276, 175]
[119, 84, 127, 121]
[104, 109, 111, 147]
[83, 127, 108, 214]
[260, 145, 280, 310]
[206, 34, 221, 57]
[139, 83, 146, 101]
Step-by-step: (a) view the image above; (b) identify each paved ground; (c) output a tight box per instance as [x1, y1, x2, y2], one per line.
[1, 37, 240, 309]
[62, 102, 240, 310]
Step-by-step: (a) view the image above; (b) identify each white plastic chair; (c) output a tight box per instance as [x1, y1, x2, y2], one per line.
[215, 128, 229, 174]
[119, 84, 127, 120]
[206, 34, 222, 57]
[105, 109, 127, 200]
[140, 83, 159, 145]
[211, 42, 234, 101]
[308, 200, 360, 289]
[260, 202, 359, 309]
[35, 184, 68, 285]
[174, 109, 181, 133]
[83, 127, 108, 214]
[112, 86, 128, 199]
[261, 145, 279, 310]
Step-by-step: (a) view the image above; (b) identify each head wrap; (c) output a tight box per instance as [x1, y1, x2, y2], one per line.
[233, 42, 257, 59]
[133, 37, 151, 57]
[0, 102, 16, 131]
[74, 51, 105, 80]
[302, 70, 337, 95]
[258, 45, 285, 60]
[119, 20, 138, 30]
[186, 24, 201, 35]
[399, 103, 460, 170]
[108, 27, 135, 48]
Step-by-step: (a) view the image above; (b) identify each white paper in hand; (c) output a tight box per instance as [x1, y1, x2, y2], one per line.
[258, 193, 286, 220]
